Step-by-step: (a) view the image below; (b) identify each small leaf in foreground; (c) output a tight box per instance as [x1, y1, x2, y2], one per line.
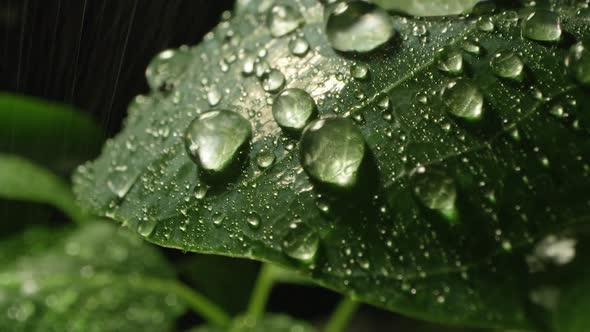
[0, 221, 184, 332]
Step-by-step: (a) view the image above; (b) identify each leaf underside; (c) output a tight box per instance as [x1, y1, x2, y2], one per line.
[74, 0, 590, 329]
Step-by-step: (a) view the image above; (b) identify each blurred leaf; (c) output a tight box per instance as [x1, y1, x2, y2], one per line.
[0, 92, 103, 175]
[189, 314, 316, 332]
[0, 221, 185, 332]
[0, 154, 85, 223]
[372, 0, 483, 16]
[74, 0, 590, 330]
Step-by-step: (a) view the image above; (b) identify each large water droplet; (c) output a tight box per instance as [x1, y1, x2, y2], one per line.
[490, 51, 524, 80]
[442, 80, 484, 121]
[282, 221, 320, 263]
[267, 4, 304, 37]
[300, 117, 366, 188]
[184, 110, 252, 173]
[262, 69, 285, 92]
[522, 10, 561, 42]
[326, 1, 395, 53]
[413, 168, 458, 222]
[437, 48, 463, 75]
[566, 41, 590, 85]
[272, 88, 317, 131]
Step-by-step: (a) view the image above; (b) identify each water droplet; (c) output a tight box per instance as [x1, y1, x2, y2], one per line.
[256, 149, 276, 169]
[242, 55, 256, 76]
[247, 212, 261, 229]
[262, 69, 285, 92]
[207, 86, 223, 106]
[267, 4, 304, 37]
[490, 51, 524, 80]
[326, 1, 395, 53]
[146, 49, 188, 91]
[461, 40, 481, 55]
[442, 80, 484, 121]
[282, 221, 320, 263]
[566, 41, 590, 85]
[138, 219, 157, 237]
[522, 10, 561, 42]
[477, 16, 494, 32]
[194, 184, 209, 199]
[289, 36, 310, 56]
[184, 110, 252, 173]
[350, 63, 369, 80]
[272, 88, 317, 131]
[212, 212, 225, 227]
[437, 48, 463, 75]
[300, 117, 366, 188]
[413, 169, 458, 222]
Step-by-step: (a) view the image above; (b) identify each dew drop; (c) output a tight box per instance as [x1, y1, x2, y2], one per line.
[256, 149, 276, 169]
[212, 212, 225, 227]
[262, 69, 286, 93]
[461, 40, 481, 55]
[326, 1, 395, 53]
[477, 16, 494, 32]
[350, 62, 369, 80]
[267, 4, 304, 37]
[521, 10, 561, 42]
[184, 110, 252, 173]
[194, 184, 209, 200]
[146, 49, 188, 91]
[437, 48, 463, 75]
[413, 169, 458, 222]
[442, 80, 484, 121]
[282, 221, 320, 263]
[207, 86, 223, 106]
[289, 36, 310, 56]
[490, 51, 524, 80]
[300, 117, 366, 188]
[566, 41, 590, 85]
[272, 88, 317, 131]
[138, 219, 157, 237]
[247, 212, 261, 229]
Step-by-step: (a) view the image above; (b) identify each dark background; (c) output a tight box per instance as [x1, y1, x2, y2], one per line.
[0, 1, 485, 330]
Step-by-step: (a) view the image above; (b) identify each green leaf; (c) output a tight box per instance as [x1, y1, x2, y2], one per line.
[189, 314, 316, 332]
[372, 0, 482, 16]
[0, 93, 103, 175]
[0, 154, 85, 223]
[0, 221, 185, 331]
[74, 0, 590, 330]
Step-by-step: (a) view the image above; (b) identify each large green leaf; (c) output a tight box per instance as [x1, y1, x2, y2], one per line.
[0, 154, 85, 223]
[0, 221, 185, 331]
[74, 0, 590, 330]
[190, 314, 316, 332]
[0, 93, 103, 176]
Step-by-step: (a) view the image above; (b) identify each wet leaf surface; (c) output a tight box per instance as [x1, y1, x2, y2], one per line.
[74, 0, 590, 329]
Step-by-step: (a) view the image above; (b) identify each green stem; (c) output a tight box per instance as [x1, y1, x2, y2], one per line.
[140, 276, 231, 328]
[324, 297, 360, 332]
[246, 264, 276, 320]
